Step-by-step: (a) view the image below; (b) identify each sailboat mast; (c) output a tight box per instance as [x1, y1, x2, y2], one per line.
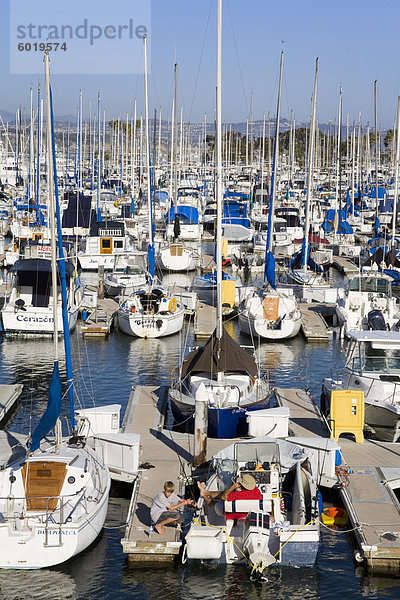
[392, 96, 400, 242]
[302, 58, 319, 271]
[374, 80, 379, 219]
[266, 51, 283, 255]
[216, 0, 223, 340]
[44, 53, 59, 350]
[143, 34, 153, 247]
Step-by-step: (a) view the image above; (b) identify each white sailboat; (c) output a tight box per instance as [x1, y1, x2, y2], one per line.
[238, 52, 302, 342]
[169, 0, 271, 438]
[117, 35, 185, 339]
[0, 54, 112, 569]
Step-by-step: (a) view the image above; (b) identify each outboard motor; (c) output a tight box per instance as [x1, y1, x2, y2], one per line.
[367, 309, 386, 330]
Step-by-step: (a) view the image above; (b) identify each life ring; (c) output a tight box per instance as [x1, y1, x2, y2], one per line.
[168, 298, 177, 313]
[321, 507, 348, 527]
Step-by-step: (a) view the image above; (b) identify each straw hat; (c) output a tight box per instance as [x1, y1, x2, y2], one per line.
[237, 474, 256, 490]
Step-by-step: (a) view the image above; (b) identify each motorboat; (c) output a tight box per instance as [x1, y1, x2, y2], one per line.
[321, 330, 400, 442]
[184, 436, 322, 574]
[335, 271, 400, 337]
[1, 258, 83, 335]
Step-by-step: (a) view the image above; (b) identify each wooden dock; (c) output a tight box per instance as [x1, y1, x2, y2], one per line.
[277, 385, 400, 573]
[275, 387, 328, 438]
[0, 384, 23, 424]
[81, 297, 118, 337]
[331, 255, 359, 275]
[339, 439, 400, 573]
[120, 385, 233, 562]
[298, 302, 330, 341]
[193, 302, 216, 337]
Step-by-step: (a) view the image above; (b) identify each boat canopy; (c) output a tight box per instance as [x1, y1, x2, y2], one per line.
[9, 258, 75, 278]
[180, 327, 258, 378]
[167, 205, 199, 224]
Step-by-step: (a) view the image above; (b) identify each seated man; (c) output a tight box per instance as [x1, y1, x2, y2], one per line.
[198, 473, 262, 520]
[150, 480, 194, 535]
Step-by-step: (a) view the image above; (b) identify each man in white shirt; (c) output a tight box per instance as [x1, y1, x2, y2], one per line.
[150, 481, 195, 535]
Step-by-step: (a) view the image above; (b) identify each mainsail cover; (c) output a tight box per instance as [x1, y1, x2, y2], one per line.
[31, 362, 62, 452]
[180, 327, 258, 378]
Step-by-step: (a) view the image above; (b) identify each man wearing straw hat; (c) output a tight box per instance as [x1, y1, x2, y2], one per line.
[198, 474, 262, 520]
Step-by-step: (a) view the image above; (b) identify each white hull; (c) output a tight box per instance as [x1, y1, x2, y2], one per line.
[0, 443, 111, 569]
[156, 245, 199, 272]
[118, 308, 184, 338]
[1, 306, 79, 335]
[238, 311, 302, 340]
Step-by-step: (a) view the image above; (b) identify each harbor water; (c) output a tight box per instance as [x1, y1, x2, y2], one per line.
[0, 282, 399, 598]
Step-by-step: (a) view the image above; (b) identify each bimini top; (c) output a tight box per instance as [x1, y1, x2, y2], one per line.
[348, 330, 400, 345]
[180, 327, 258, 378]
[9, 258, 75, 278]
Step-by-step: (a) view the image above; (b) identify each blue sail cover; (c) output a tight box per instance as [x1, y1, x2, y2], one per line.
[370, 186, 386, 199]
[31, 362, 62, 452]
[264, 251, 276, 288]
[322, 209, 354, 234]
[167, 205, 199, 224]
[147, 244, 155, 282]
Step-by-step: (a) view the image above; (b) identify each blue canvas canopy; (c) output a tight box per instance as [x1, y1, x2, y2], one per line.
[322, 209, 354, 235]
[167, 205, 199, 224]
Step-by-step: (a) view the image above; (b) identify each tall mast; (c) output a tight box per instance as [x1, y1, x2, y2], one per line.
[265, 51, 283, 255]
[144, 35, 152, 248]
[302, 58, 319, 271]
[374, 80, 379, 218]
[392, 96, 400, 243]
[44, 53, 59, 350]
[216, 0, 223, 340]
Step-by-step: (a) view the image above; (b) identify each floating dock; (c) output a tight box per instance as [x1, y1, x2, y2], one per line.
[0, 384, 23, 424]
[81, 297, 118, 337]
[331, 255, 360, 275]
[298, 303, 331, 341]
[121, 385, 233, 562]
[276, 386, 400, 573]
[193, 302, 216, 337]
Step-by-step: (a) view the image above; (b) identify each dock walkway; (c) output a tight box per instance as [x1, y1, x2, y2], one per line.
[81, 297, 118, 337]
[277, 386, 400, 572]
[0, 384, 23, 424]
[331, 255, 359, 275]
[121, 385, 234, 562]
[298, 303, 330, 341]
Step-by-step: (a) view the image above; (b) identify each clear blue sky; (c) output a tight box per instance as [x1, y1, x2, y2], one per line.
[2, 0, 400, 128]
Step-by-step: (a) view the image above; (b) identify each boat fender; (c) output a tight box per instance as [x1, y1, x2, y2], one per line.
[169, 298, 177, 313]
[131, 306, 136, 313]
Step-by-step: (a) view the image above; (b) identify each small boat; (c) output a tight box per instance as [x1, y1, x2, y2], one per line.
[335, 271, 400, 337]
[238, 287, 302, 341]
[1, 258, 83, 335]
[169, 328, 271, 438]
[117, 287, 185, 338]
[321, 330, 400, 442]
[103, 254, 147, 298]
[184, 436, 321, 574]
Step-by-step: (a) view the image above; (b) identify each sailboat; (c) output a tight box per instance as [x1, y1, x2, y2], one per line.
[0, 54, 112, 569]
[238, 52, 302, 341]
[281, 59, 336, 304]
[169, 2, 271, 438]
[117, 35, 185, 339]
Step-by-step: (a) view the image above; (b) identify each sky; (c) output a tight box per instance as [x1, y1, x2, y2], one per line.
[2, 0, 400, 128]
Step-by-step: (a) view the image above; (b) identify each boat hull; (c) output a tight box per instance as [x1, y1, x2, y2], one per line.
[170, 392, 271, 438]
[118, 309, 184, 338]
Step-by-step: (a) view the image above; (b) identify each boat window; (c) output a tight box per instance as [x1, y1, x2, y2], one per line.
[114, 240, 123, 249]
[348, 277, 391, 296]
[361, 342, 400, 373]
